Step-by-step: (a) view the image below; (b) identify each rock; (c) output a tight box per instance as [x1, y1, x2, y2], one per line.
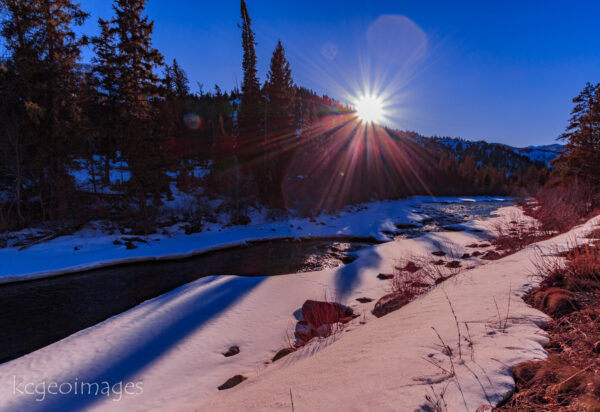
[218, 375, 246, 390]
[356, 297, 373, 303]
[445, 260, 462, 269]
[339, 255, 356, 264]
[294, 321, 314, 342]
[443, 226, 465, 232]
[125, 241, 137, 250]
[432, 259, 445, 266]
[471, 251, 482, 257]
[223, 346, 240, 357]
[395, 223, 418, 229]
[113, 239, 123, 245]
[461, 253, 471, 259]
[431, 250, 446, 257]
[399, 261, 421, 273]
[372, 293, 411, 318]
[272, 347, 295, 362]
[301, 300, 356, 328]
[377, 273, 394, 280]
[482, 250, 502, 260]
[466, 243, 479, 248]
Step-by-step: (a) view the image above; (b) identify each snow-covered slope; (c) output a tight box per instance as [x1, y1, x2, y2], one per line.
[512, 143, 563, 166]
[1, 206, 597, 411]
[426, 136, 563, 168]
[194, 212, 599, 412]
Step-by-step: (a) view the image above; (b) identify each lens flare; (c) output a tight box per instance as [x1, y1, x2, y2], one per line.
[354, 94, 384, 124]
[183, 113, 202, 130]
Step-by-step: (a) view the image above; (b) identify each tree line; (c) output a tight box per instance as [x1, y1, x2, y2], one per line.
[0, 0, 349, 232]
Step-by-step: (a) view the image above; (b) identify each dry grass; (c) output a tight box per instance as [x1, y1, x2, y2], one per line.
[499, 242, 600, 411]
[487, 210, 550, 259]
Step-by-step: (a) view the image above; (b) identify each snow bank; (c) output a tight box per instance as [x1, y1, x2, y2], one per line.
[193, 213, 600, 412]
[0, 196, 505, 283]
[3, 205, 597, 411]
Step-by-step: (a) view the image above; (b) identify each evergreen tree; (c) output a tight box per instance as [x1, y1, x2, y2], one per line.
[263, 40, 296, 207]
[165, 59, 190, 99]
[110, 0, 167, 217]
[91, 17, 120, 185]
[555, 82, 600, 185]
[238, 0, 263, 163]
[0, 0, 88, 221]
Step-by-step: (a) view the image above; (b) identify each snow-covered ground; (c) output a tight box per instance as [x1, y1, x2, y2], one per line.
[1, 202, 598, 411]
[0, 196, 505, 283]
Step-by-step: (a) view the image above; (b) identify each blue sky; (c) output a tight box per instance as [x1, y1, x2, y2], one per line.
[80, 0, 600, 147]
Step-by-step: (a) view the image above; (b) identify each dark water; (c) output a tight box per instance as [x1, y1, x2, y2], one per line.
[0, 198, 511, 364]
[0, 237, 374, 364]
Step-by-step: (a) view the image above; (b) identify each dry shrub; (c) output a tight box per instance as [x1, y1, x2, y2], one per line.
[500, 243, 600, 411]
[587, 226, 600, 239]
[535, 243, 600, 293]
[524, 178, 597, 233]
[490, 210, 548, 256]
[529, 287, 577, 317]
[393, 253, 464, 292]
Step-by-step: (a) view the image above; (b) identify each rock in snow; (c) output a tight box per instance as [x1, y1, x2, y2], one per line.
[217, 375, 246, 390]
[372, 293, 411, 318]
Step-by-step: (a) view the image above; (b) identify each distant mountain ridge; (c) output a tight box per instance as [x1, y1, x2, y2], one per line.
[414, 136, 563, 170]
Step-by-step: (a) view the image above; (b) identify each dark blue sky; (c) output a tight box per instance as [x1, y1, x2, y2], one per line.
[80, 0, 600, 147]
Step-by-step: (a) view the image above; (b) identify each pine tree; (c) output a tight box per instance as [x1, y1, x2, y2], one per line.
[0, 0, 88, 221]
[555, 82, 600, 185]
[263, 40, 296, 207]
[238, 0, 263, 163]
[165, 59, 190, 99]
[92, 17, 120, 185]
[110, 0, 167, 218]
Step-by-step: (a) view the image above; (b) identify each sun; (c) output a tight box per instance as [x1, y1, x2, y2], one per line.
[354, 94, 384, 124]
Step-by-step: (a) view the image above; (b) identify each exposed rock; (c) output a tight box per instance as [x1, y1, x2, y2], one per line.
[372, 293, 411, 318]
[445, 260, 462, 269]
[223, 346, 240, 357]
[356, 297, 373, 303]
[112, 240, 123, 245]
[218, 375, 246, 390]
[301, 300, 356, 327]
[399, 261, 421, 273]
[461, 253, 471, 259]
[471, 251, 482, 257]
[443, 226, 465, 232]
[431, 250, 446, 257]
[125, 241, 137, 250]
[272, 347, 295, 362]
[481, 250, 502, 260]
[377, 273, 394, 280]
[432, 259, 445, 266]
[294, 321, 314, 342]
[395, 223, 418, 229]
